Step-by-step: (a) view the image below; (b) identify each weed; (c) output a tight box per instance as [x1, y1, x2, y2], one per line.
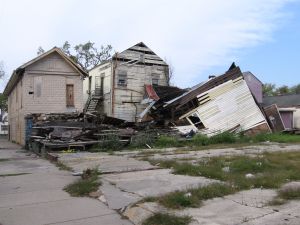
[156, 183, 235, 209]
[148, 152, 300, 191]
[278, 187, 300, 200]
[268, 198, 287, 206]
[155, 136, 181, 148]
[0, 158, 10, 162]
[64, 168, 101, 197]
[142, 213, 192, 225]
[55, 161, 72, 171]
[0, 173, 31, 177]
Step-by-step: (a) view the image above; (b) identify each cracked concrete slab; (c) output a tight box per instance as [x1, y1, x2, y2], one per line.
[0, 138, 132, 225]
[100, 180, 141, 210]
[56, 152, 158, 173]
[102, 169, 218, 200]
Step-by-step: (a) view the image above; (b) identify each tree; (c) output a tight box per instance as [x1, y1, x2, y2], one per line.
[263, 83, 276, 96]
[275, 85, 290, 95]
[37, 46, 45, 55]
[0, 93, 7, 112]
[38, 41, 113, 70]
[291, 84, 300, 94]
[0, 61, 5, 79]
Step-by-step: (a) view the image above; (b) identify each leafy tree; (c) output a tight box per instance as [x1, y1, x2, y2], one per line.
[0, 61, 5, 79]
[0, 93, 7, 112]
[291, 84, 300, 94]
[263, 83, 276, 96]
[37, 41, 113, 70]
[275, 85, 290, 95]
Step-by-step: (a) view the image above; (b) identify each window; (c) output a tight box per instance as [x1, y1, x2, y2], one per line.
[118, 71, 127, 87]
[66, 84, 74, 107]
[152, 74, 160, 85]
[187, 113, 205, 129]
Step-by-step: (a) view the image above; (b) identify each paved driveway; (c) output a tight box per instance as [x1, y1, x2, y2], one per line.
[0, 137, 131, 225]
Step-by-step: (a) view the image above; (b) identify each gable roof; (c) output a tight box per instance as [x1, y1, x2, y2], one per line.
[3, 47, 88, 96]
[112, 42, 168, 67]
[262, 94, 300, 108]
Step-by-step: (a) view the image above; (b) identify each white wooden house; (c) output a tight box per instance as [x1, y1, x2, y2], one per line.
[83, 42, 169, 122]
[3, 47, 87, 145]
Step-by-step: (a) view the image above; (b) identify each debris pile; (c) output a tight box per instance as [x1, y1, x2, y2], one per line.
[26, 112, 179, 153]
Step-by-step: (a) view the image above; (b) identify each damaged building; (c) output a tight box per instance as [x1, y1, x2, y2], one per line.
[83, 42, 170, 122]
[142, 64, 271, 136]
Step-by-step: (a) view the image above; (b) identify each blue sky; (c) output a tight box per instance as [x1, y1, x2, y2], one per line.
[0, 0, 299, 91]
[202, 1, 300, 87]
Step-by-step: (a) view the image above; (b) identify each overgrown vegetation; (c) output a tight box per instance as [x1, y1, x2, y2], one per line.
[142, 151, 300, 209]
[64, 168, 101, 197]
[270, 185, 300, 205]
[55, 161, 72, 171]
[148, 151, 300, 190]
[154, 132, 300, 149]
[143, 183, 235, 209]
[278, 187, 300, 200]
[86, 131, 300, 152]
[142, 213, 192, 225]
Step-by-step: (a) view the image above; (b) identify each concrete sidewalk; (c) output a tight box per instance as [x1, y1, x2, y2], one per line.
[0, 138, 131, 225]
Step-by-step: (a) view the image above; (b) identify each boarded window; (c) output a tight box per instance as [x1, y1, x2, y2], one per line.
[66, 84, 74, 107]
[34, 76, 42, 97]
[118, 71, 127, 87]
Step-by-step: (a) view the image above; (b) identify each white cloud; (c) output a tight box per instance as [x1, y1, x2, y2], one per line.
[0, 0, 296, 90]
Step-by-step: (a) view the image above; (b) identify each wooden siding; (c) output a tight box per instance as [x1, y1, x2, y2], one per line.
[181, 79, 270, 136]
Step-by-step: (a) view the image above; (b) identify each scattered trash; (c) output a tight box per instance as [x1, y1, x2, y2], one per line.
[245, 173, 255, 179]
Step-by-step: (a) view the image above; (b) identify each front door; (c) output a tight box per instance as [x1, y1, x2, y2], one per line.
[66, 84, 74, 107]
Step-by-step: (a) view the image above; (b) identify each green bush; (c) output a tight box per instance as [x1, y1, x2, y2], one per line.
[209, 132, 237, 144]
[191, 134, 210, 146]
[142, 213, 192, 225]
[155, 136, 180, 148]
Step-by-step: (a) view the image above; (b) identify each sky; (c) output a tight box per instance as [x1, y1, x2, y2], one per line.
[0, 0, 299, 91]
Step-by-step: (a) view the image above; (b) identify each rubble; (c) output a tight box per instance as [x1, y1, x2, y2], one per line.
[26, 112, 180, 153]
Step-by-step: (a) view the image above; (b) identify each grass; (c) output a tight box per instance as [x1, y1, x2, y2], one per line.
[278, 188, 300, 200]
[142, 213, 192, 225]
[64, 168, 101, 197]
[55, 161, 72, 171]
[153, 132, 300, 149]
[269, 185, 300, 205]
[157, 183, 235, 209]
[0, 172, 31, 177]
[0, 158, 10, 162]
[148, 151, 300, 190]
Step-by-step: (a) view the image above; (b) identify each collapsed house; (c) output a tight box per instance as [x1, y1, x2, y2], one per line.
[142, 64, 271, 136]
